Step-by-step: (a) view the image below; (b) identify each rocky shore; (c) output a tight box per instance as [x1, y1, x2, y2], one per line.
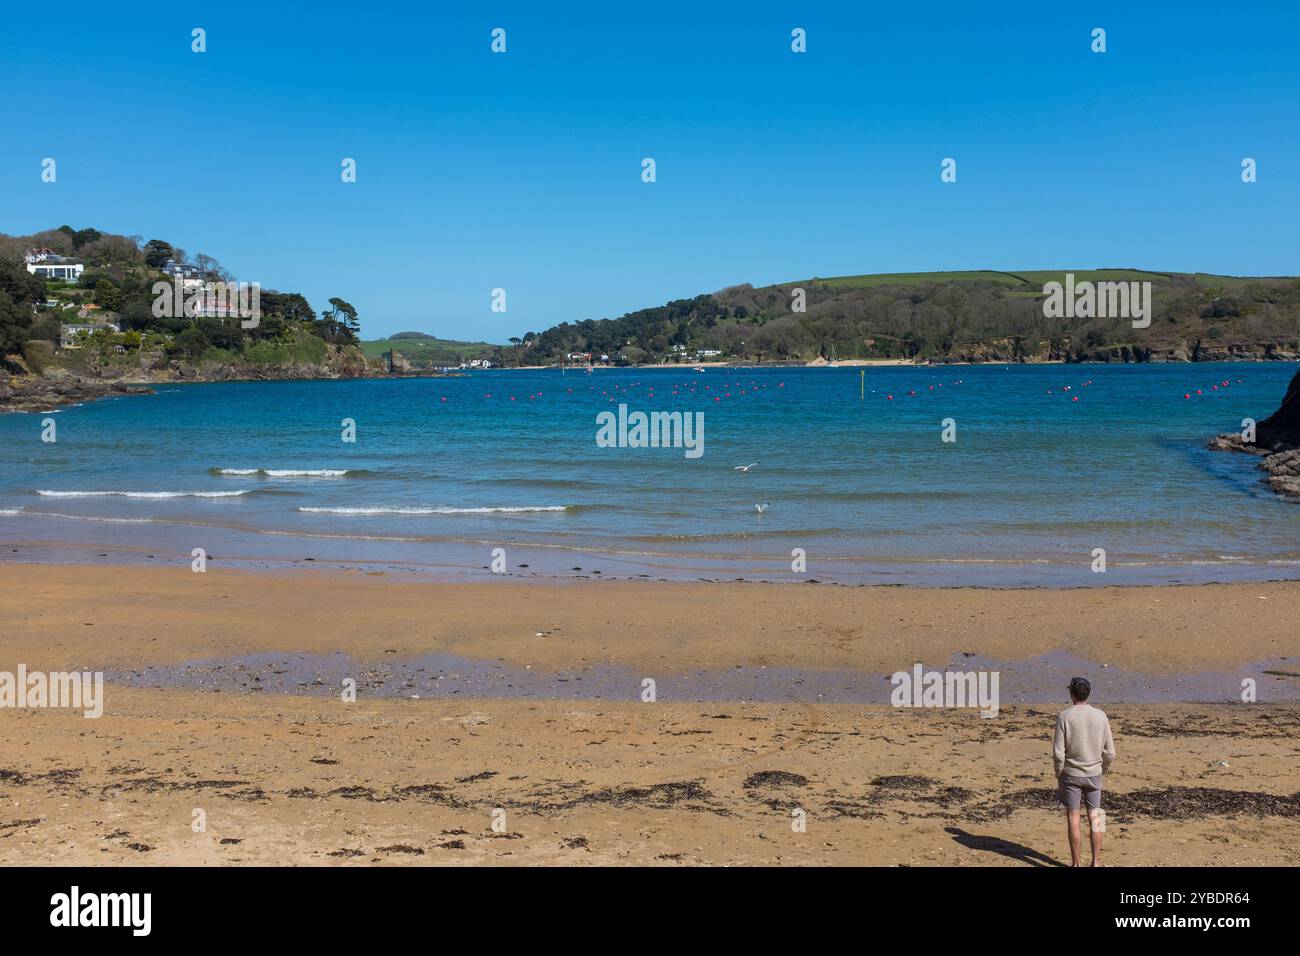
[1208, 366, 1300, 501]
[0, 369, 155, 414]
[0, 344, 369, 414]
[946, 339, 1300, 365]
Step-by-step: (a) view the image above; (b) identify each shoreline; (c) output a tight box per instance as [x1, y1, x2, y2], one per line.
[4, 539, 1300, 591]
[6, 356, 1298, 415]
[3, 563, 1296, 678]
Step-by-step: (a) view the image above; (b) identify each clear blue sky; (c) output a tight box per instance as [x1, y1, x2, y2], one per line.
[3, 1, 1297, 342]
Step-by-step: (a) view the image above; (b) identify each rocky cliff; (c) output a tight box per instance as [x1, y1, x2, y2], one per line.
[1255, 366, 1300, 448]
[0, 368, 154, 413]
[1208, 366, 1300, 501]
[0, 344, 370, 414]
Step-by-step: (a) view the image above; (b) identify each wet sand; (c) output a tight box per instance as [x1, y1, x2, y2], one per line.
[1, 564, 1297, 865]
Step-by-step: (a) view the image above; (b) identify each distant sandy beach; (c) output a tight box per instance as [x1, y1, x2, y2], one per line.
[0, 565, 1296, 865]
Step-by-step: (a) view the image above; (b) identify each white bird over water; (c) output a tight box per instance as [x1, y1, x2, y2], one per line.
[733, 462, 759, 472]
[754, 502, 770, 513]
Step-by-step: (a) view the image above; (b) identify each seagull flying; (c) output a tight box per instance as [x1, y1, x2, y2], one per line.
[733, 463, 759, 472]
[754, 502, 770, 513]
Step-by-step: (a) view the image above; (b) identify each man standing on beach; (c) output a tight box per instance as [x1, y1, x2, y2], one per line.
[1053, 677, 1116, 867]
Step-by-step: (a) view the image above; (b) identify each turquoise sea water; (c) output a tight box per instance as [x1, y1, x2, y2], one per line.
[2, 362, 1297, 586]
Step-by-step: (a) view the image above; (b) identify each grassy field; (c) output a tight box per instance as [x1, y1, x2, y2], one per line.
[360, 335, 497, 365]
[1011, 269, 1171, 285]
[811, 270, 1025, 288]
[810, 268, 1178, 289]
[243, 328, 330, 365]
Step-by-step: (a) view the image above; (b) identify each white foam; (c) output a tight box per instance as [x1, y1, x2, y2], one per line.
[37, 490, 251, 499]
[216, 468, 352, 477]
[26, 511, 157, 524]
[264, 469, 351, 477]
[298, 505, 568, 515]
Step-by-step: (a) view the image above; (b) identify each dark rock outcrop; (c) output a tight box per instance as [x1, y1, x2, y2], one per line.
[0, 343, 369, 413]
[0, 368, 154, 414]
[1256, 366, 1300, 448]
[1208, 366, 1300, 501]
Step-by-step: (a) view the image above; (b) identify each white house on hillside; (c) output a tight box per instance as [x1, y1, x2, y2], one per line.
[25, 249, 84, 283]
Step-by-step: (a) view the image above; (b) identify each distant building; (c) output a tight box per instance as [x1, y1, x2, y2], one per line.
[60, 320, 119, 349]
[384, 349, 413, 373]
[161, 259, 200, 279]
[190, 299, 243, 319]
[695, 349, 722, 358]
[25, 249, 84, 283]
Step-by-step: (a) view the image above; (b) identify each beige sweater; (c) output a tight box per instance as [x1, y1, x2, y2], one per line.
[1053, 704, 1116, 778]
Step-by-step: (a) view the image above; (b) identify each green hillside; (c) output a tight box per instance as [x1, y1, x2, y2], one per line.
[361, 333, 498, 367]
[813, 269, 1173, 288]
[507, 269, 1300, 366]
[813, 270, 1025, 288]
[1, 224, 363, 374]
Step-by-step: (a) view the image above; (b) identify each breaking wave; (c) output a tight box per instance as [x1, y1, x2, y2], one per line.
[298, 505, 570, 515]
[37, 490, 253, 499]
[211, 468, 366, 477]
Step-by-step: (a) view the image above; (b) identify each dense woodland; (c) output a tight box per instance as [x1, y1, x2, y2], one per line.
[0, 226, 360, 371]
[9, 227, 1300, 374]
[496, 271, 1300, 366]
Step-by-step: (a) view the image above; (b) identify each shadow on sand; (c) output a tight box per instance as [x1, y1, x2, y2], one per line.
[945, 827, 1066, 867]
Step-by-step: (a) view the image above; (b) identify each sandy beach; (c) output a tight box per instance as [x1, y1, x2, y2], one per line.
[1, 564, 1296, 866]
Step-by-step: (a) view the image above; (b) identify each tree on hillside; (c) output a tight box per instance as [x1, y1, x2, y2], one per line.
[260, 290, 316, 324]
[72, 228, 103, 250]
[94, 279, 124, 312]
[174, 326, 210, 359]
[28, 229, 74, 255]
[320, 297, 360, 343]
[79, 234, 143, 266]
[0, 256, 43, 362]
[0, 291, 34, 360]
[0, 256, 45, 306]
[143, 239, 175, 268]
[193, 253, 230, 281]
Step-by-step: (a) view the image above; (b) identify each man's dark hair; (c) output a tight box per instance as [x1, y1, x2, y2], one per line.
[1069, 677, 1091, 701]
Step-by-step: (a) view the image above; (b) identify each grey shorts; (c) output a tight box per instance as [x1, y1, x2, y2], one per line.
[1058, 775, 1102, 811]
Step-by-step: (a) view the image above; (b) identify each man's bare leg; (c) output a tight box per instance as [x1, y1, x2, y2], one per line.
[1088, 808, 1104, 866]
[1066, 809, 1082, 867]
